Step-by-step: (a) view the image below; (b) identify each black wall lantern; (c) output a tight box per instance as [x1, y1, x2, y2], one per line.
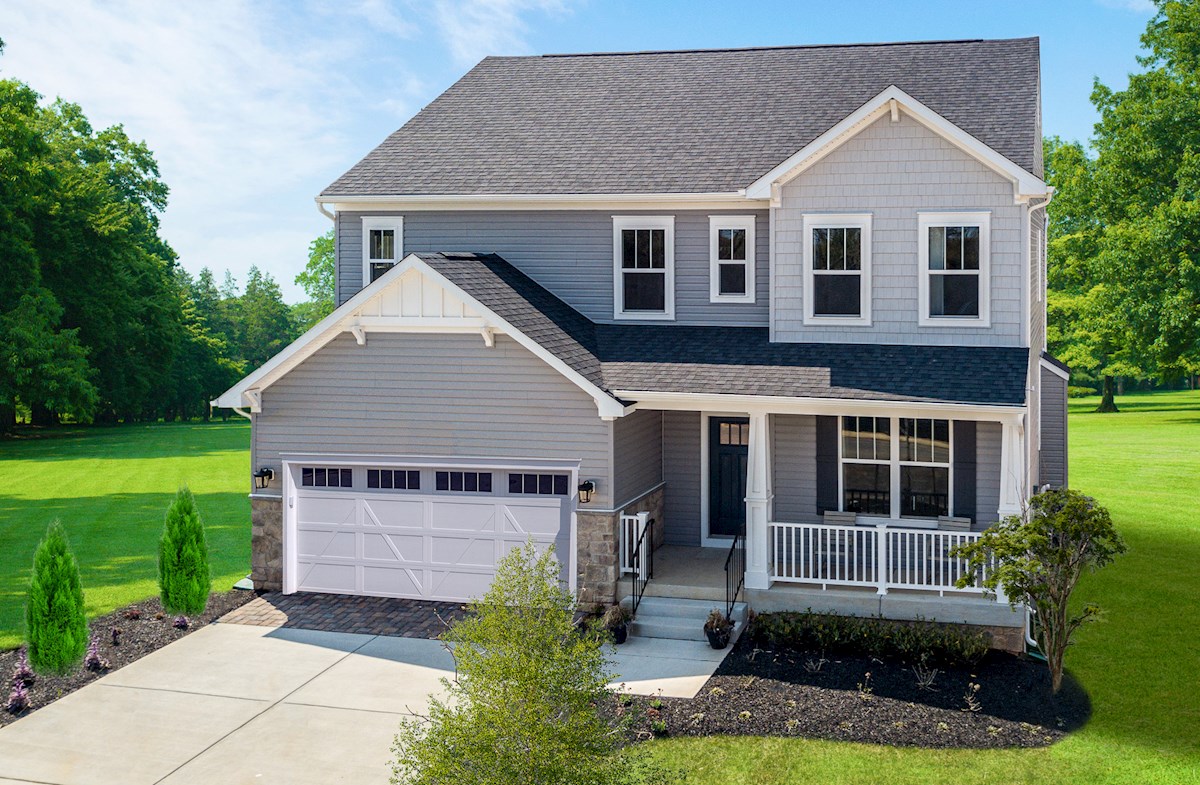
[253, 467, 275, 489]
[577, 480, 596, 504]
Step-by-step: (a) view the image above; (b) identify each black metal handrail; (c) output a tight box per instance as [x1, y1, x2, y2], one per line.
[628, 518, 654, 616]
[723, 527, 745, 619]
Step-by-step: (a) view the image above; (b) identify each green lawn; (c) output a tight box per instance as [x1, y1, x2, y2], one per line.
[0, 421, 250, 650]
[649, 389, 1200, 784]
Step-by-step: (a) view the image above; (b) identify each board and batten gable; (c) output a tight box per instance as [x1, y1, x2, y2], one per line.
[335, 210, 770, 326]
[253, 332, 614, 507]
[773, 113, 1026, 346]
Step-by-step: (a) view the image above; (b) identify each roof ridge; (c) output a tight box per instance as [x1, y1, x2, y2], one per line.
[532, 37, 1034, 59]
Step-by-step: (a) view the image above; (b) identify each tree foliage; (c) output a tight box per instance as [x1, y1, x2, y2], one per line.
[953, 488, 1126, 693]
[392, 542, 673, 785]
[25, 521, 88, 676]
[292, 229, 335, 332]
[1047, 0, 1200, 405]
[158, 487, 212, 616]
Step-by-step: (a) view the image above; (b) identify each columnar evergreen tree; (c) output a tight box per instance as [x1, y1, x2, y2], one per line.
[158, 487, 212, 616]
[25, 521, 88, 676]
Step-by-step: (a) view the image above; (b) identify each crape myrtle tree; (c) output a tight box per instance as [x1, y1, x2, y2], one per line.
[954, 488, 1126, 693]
[392, 541, 675, 785]
[25, 521, 89, 676]
[158, 487, 212, 616]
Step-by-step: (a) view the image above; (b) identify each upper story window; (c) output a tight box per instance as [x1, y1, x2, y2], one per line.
[802, 214, 872, 325]
[840, 416, 953, 519]
[362, 217, 403, 284]
[709, 216, 756, 303]
[613, 216, 674, 320]
[918, 212, 990, 327]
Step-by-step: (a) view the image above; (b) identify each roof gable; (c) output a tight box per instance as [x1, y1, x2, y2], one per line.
[745, 85, 1046, 201]
[321, 38, 1042, 197]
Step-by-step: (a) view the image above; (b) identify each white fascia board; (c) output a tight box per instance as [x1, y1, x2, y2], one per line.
[318, 192, 761, 212]
[213, 253, 628, 420]
[613, 389, 1026, 423]
[744, 85, 1048, 202]
[1038, 356, 1071, 381]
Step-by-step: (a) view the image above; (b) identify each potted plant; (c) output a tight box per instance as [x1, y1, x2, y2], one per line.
[603, 604, 632, 644]
[704, 609, 734, 649]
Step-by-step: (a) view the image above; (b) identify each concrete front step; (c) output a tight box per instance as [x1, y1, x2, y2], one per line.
[619, 596, 748, 642]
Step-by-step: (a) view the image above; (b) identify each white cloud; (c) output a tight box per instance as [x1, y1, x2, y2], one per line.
[432, 0, 568, 66]
[0, 0, 570, 300]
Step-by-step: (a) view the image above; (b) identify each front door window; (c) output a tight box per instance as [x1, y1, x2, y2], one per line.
[709, 417, 749, 537]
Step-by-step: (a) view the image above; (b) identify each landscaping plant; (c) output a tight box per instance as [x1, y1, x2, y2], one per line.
[24, 521, 88, 676]
[391, 541, 675, 785]
[954, 487, 1125, 692]
[158, 487, 212, 616]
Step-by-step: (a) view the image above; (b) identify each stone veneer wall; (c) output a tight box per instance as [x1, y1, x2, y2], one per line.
[250, 495, 283, 591]
[574, 485, 665, 610]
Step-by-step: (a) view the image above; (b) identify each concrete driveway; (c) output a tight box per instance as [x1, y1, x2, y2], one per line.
[0, 622, 727, 785]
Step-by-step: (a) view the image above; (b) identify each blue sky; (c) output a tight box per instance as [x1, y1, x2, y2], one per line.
[0, 0, 1157, 302]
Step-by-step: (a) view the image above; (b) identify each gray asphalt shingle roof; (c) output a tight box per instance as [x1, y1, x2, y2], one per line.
[324, 38, 1041, 196]
[417, 253, 1028, 407]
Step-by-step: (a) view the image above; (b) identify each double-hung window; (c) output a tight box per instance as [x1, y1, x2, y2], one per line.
[362, 217, 403, 285]
[803, 214, 872, 325]
[919, 212, 989, 326]
[840, 416, 953, 519]
[613, 216, 674, 319]
[709, 216, 756, 303]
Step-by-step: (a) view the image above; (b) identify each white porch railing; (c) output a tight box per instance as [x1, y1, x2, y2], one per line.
[769, 521, 993, 596]
[619, 512, 650, 576]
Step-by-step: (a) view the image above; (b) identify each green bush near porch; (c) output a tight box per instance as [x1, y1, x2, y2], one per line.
[646, 389, 1200, 785]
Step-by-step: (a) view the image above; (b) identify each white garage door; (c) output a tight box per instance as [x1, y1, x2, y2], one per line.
[292, 487, 569, 601]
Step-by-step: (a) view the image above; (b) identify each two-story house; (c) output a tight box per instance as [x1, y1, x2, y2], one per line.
[216, 38, 1068, 651]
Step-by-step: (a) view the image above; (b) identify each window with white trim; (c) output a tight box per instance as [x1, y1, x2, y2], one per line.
[709, 215, 755, 302]
[613, 216, 674, 319]
[803, 214, 872, 325]
[918, 212, 990, 326]
[301, 467, 353, 488]
[508, 473, 570, 495]
[840, 416, 953, 519]
[362, 217, 403, 284]
[435, 471, 492, 493]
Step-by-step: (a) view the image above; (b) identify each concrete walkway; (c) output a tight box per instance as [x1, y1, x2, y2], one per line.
[0, 623, 728, 785]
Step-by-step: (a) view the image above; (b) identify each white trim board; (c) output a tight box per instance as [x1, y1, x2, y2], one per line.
[745, 86, 1048, 203]
[212, 254, 627, 419]
[708, 215, 757, 304]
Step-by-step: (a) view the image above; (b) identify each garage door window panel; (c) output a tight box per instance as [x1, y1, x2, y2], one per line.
[301, 467, 353, 488]
[436, 471, 493, 493]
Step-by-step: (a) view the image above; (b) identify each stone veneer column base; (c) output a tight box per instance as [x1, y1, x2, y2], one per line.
[250, 496, 283, 592]
[575, 485, 666, 611]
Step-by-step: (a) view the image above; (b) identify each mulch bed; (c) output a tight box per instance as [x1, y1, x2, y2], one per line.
[615, 637, 1090, 749]
[0, 590, 254, 728]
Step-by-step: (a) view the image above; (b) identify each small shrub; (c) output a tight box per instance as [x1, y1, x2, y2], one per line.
[123, 609, 141, 621]
[25, 521, 88, 676]
[747, 608, 988, 666]
[704, 609, 733, 634]
[6, 680, 30, 714]
[803, 656, 827, 673]
[650, 718, 668, 736]
[158, 487, 212, 616]
[602, 604, 631, 628]
[111, 627, 121, 647]
[172, 615, 189, 630]
[13, 650, 35, 687]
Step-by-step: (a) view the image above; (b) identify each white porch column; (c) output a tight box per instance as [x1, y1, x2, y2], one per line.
[997, 417, 1026, 519]
[744, 410, 773, 590]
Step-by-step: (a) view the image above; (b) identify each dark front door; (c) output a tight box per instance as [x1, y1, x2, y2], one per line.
[709, 417, 749, 537]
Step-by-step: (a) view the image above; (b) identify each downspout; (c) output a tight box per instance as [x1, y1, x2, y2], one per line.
[315, 198, 335, 222]
[1022, 189, 1054, 655]
[232, 407, 253, 420]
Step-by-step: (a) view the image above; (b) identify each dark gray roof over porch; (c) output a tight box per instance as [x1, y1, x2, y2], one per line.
[419, 252, 1029, 408]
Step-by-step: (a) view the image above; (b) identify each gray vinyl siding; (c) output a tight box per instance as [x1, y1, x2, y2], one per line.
[612, 408, 663, 505]
[254, 332, 614, 507]
[1039, 366, 1068, 488]
[975, 421, 1002, 529]
[336, 210, 769, 326]
[772, 414, 819, 523]
[773, 113, 1026, 346]
[662, 411, 702, 546]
